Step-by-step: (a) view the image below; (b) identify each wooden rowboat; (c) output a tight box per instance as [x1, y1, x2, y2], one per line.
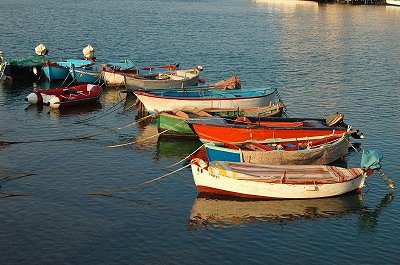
[43, 59, 94, 81]
[3, 44, 48, 80]
[25, 84, 102, 108]
[386, 0, 400, 6]
[134, 87, 279, 113]
[102, 63, 177, 87]
[125, 67, 202, 89]
[156, 102, 285, 136]
[204, 133, 350, 165]
[190, 149, 382, 199]
[187, 112, 363, 144]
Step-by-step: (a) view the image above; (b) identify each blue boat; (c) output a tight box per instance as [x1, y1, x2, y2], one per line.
[43, 59, 93, 81]
[69, 63, 104, 84]
[102, 60, 136, 71]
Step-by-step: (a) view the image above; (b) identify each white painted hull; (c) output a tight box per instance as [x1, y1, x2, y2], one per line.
[125, 68, 200, 89]
[191, 161, 367, 199]
[102, 71, 125, 87]
[135, 90, 278, 113]
[387, 0, 400, 5]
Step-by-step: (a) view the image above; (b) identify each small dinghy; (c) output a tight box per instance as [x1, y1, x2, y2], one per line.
[25, 84, 102, 108]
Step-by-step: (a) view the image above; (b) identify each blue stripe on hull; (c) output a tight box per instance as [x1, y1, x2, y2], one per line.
[43, 66, 69, 81]
[205, 146, 241, 162]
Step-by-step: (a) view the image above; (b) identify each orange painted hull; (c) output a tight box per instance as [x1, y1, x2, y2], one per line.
[190, 123, 348, 143]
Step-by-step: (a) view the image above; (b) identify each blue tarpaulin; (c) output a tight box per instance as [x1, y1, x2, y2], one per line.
[361, 149, 382, 170]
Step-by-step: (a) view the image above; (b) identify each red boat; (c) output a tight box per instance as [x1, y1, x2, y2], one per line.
[187, 113, 363, 144]
[25, 84, 102, 109]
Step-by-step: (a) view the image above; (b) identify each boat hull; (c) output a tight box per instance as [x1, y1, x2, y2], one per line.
[25, 84, 102, 108]
[205, 135, 349, 165]
[125, 68, 200, 89]
[4, 54, 47, 79]
[103, 64, 178, 87]
[43, 65, 69, 81]
[386, 0, 400, 5]
[157, 112, 196, 136]
[191, 161, 366, 199]
[156, 103, 284, 137]
[188, 116, 348, 144]
[102, 70, 126, 87]
[70, 64, 103, 84]
[135, 88, 278, 113]
[4, 64, 42, 79]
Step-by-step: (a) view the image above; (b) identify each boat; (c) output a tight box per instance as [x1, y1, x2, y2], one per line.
[125, 66, 202, 89]
[134, 87, 279, 113]
[204, 133, 350, 165]
[3, 44, 48, 80]
[43, 59, 93, 81]
[386, 0, 400, 6]
[69, 63, 103, 84]
[190, 149, 383, 199]
[156, 102, 285, 136]
[25, 84, 102, 108]
[102, 62, 177, 87]
[187, 112, 364, 144]
[67, 44, 103, 84]
[206, 74, 241, 90]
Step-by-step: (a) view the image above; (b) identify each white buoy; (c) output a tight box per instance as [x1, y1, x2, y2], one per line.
[49, 96, 60, 109]
[26, 93, 39, 104]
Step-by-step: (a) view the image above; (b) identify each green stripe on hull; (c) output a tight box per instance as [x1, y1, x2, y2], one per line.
[157, 114, 195, 136]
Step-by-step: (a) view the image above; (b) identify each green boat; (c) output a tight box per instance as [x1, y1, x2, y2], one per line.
[4, 44, 48, 80]
[156, 102, 285, 137]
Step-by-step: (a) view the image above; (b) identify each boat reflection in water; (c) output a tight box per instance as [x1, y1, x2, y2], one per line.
[156, 135, 203, 159]
[188, 193, 394, 232]
[133, 111, 203, 157]
[133, 117, 158, 147]
[102, 87, 128, 106]
[25, 101, 103, 116]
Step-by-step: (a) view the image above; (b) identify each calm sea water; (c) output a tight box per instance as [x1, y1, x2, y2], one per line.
[1, 0, 400, 264]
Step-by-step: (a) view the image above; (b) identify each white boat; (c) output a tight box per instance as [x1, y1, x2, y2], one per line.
[386, 0, 400, 6]
[101, 63, 177, 87]
[134, 87, 278, 113]
[125, 67, 202, 89]
[190, 149, 382, 199]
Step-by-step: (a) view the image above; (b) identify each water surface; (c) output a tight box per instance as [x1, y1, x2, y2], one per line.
[1, 1, 399, 264]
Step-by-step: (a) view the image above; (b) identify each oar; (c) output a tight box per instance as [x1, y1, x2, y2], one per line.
[376, 169, 396, 189]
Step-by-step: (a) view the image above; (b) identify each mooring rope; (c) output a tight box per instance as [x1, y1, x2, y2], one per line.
[0, 114, 155, 145]
[88, 163, 191, 196]
[163, 143, 204, 169]
[75, 97, 126, 124]
[103, 119, 187, 148]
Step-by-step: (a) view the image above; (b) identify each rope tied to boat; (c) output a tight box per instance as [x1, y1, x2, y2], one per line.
[88, 163, 191, 195]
